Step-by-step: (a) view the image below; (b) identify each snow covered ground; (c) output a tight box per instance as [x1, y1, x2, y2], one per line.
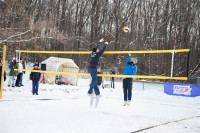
[0, 73, 200, 133]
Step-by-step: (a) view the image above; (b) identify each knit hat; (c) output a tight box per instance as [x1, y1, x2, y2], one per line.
[133, 58, 138, 64]
[93, 48, 97, 52]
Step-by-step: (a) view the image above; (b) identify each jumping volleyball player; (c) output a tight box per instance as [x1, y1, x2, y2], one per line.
[88, 38, 108, 107]
[122, 53, 137, 106]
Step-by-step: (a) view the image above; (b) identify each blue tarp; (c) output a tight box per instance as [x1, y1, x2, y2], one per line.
[164, 83, 200, 97]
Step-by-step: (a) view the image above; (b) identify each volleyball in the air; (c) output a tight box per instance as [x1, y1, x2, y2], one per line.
[123, 27, 129, 32]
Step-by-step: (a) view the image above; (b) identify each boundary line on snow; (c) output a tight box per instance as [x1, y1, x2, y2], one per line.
[131, 115, 200, 133]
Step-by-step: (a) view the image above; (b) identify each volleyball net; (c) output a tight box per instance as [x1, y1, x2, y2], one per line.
[0, 48, 190, 99]
[15, 49, 190, 81]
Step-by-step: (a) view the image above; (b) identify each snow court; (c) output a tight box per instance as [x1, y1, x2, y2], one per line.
[1, 77, 200, 133]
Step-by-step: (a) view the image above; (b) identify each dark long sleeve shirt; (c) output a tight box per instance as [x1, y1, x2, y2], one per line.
[89, 42, 107, 68]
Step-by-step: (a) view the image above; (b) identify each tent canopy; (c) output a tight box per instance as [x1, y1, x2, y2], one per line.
[41, 57, 79, 86]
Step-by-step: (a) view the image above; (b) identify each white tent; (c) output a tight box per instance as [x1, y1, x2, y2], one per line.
[40, 57, 79, 86]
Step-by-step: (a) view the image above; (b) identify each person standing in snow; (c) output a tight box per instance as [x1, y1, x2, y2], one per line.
[97, 68, 104, 89]
[15, 60, 23, 87]
[30, 64, 41, 95]
[88, 38, 108, 107]
[110, 69, 115, 88]
[19, 58, 25, 86]
[122, 53, 137, 106]
[8, 59, 18, 87]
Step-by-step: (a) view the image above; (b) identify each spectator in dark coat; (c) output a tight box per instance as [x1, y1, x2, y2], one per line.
[97, 68, 104, 89]
[30, 64, 41, 95]
[8, 59, 18, 87]
[110, 69, 115, 88]
[15, 60, 23, 87]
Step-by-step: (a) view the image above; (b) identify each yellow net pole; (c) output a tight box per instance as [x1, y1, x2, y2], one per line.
[0, 45, 6, 99]
[14, 69, 188, 80]
[16, 49, 190, 54]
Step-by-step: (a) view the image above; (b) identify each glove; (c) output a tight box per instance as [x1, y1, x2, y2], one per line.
[99, 38, 104, 42]
[105, 42, 108, 45]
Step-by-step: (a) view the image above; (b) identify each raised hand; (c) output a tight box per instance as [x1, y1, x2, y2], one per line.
[99, 38, 104, 42]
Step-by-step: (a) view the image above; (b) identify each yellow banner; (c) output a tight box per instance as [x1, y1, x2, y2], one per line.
[15, 69, 188, 80]
[16, 49, 190, 54]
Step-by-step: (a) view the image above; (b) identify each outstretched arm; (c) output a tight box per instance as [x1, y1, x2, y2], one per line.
[126, 54, 131, 64]
[96, 38, 104, 49]
[99, 42, 108, 55]
[96, 42, 100, 49]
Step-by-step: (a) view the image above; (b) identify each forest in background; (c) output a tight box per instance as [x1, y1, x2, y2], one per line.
[0, 0, 199, 82]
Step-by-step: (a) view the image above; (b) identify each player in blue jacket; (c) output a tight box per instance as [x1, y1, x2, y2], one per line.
[122, 53, 138, 106]
[88, 38, 108, 107]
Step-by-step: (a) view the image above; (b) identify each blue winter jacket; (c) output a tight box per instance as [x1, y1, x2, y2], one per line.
[89, 42, 107, 68]
[122, 56, 137, 76]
